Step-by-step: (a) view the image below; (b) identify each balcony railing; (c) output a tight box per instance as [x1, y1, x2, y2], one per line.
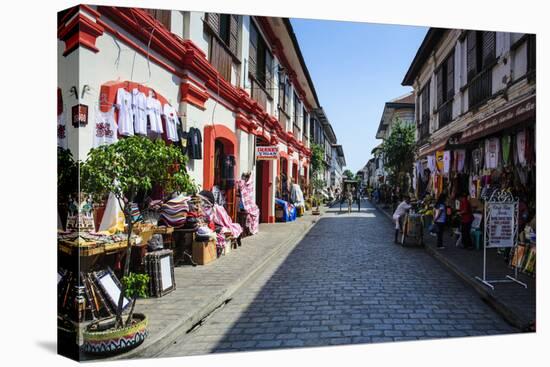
[468, 68, 492, 110]
[438, 99, 453, 129]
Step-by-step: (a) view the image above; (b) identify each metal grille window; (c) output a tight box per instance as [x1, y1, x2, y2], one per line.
[467, 30, 495, 109]
[436, 52, 454, 128]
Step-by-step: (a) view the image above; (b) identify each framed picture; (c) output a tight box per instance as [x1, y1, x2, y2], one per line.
[93, 268, 130, 312]
[145, 250, 176, 297]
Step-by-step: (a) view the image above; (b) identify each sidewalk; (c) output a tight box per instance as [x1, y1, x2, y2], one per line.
[371, 199, 535, 331]
[101, 207, 326, 360]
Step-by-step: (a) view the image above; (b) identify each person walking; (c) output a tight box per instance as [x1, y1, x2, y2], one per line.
[433, 193, 447, 249]
[458, 191, 474, 249]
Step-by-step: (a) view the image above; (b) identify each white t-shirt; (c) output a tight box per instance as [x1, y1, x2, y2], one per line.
[485, 137, 500, 169]
[57, 111, 67, 149]
[116, 88, 134, 136]
[163, 104, 179, 142]
[94, 107, 118, 147]
[146, 95, 163, 134]
[393, 201, 412, 218]
[131, 89, 147, 135]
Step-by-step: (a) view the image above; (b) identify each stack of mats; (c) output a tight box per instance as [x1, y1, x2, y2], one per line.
[158, 195, 190, 228]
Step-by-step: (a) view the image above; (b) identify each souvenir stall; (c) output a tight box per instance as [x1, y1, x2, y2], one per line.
[414, 116, 536, 278]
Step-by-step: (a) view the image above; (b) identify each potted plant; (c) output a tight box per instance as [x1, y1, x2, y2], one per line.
[80, 136, 196, 355]
[81, 273, 150, 355]
[311, 177, 325, 215]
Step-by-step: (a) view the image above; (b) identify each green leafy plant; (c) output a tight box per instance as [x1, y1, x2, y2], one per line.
[343, 169, 355, 181]
[380, 119, 416, 194]
[81, 136, 197, 328]
[122, 273, 150, 327]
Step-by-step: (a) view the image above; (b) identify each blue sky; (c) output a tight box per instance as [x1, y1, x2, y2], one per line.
[291, 18, 427, 173]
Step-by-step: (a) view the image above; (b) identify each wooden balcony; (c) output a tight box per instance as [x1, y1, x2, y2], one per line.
[250, 77, 271, 111]
[438, 99, 453, 129]
[468, 68, 492, 110]
[209, 36, 233, 83]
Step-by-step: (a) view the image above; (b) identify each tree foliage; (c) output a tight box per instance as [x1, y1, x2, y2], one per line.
[380, 119, 416, 191]
[80, 136, 197, 327]
[343, 169, 355, 180]
[310, 143, 324, 177]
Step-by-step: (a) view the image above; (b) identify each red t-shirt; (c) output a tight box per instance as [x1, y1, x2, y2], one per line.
[459, 197, 474, 224]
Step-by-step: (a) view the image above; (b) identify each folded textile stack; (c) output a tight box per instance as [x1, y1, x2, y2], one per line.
[158, 195, 191, 228]
[129, 203, 142, 222]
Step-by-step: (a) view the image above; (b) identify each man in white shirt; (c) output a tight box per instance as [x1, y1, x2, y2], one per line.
[392, 195, 411, 243]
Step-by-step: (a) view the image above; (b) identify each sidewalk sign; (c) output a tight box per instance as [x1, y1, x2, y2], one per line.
[475, 189, 527, 290]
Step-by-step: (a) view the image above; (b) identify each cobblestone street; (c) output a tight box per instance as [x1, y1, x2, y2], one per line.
[158, 200, 517, 357]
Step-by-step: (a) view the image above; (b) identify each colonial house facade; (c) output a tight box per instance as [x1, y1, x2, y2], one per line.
[402, 28, 535, 199]
[330, 144, 346, 189]
[402, 28, 535, 161]
[58, 5, 331, 223]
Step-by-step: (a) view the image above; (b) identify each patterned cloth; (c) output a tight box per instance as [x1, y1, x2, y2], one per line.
[158, 195, 190, 228]
[212, 204, 242, 238]
[237, 176, 260, 234]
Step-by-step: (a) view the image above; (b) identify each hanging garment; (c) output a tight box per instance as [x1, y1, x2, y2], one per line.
[212, 204, 243, 238]
[472, 147, 483, 174]
[525, 128, 534, 165]
[501, 135, 511, 166]
[57, 111, 67, 149]
[146, 94, 163, 134]
[187, 127, 203, 159]
[98, 192, 125, 234]
[93, 107, 118, 147]
[455, 149, 466, 173]
[163, 104, 180, 142]
[290, 183, 305, 208]
[212, 185, 227, 206]
[131, 89, 148, 135]
[443, 151, 451, 174]
[427, 155, 436, 173]
[237, 176, 260, 234]
[484, 138, 500, 169]
[516, 130, 527, 166]
[177, 124, 189, 155]
[435, 151, 444, 173]
[221, 154, 236, 188]
[116, 88, 134, 136]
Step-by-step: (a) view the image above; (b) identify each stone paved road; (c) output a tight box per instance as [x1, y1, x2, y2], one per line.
[158, 200, 517, 357]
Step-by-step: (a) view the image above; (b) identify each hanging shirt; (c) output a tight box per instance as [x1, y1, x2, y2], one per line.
[57, 111, 67, 149]
[427, 155, 436, 173]
[222, 154, 237, 189]
[455, 149, 466, 173]
[146, 94, 163, 134]
[501, 135, 511, 166]
[131, 89, 148, 135]
[187, 127, 203, 160]
[163, 104, 180, 142]
[484, 137, 500, 169]
[116, 88, 134, 136]
[442, 151, 451, 174]
[435, 151, 444, 172]
[93, 107, 118, 147]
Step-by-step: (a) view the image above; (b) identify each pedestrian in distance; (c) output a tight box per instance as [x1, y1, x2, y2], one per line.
[433, 193, 447, 249]
[458, 191, 474, 250]
[392, 195, 411, 243]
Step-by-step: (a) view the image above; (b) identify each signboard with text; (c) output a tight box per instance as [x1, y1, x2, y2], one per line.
[486, 202, 516, 248]
[256, 146, 279, 160]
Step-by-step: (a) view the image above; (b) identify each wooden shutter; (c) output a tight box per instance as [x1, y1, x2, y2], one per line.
[229, 15, 239, 56]
[481, 31, 496, 68]
[206, 13, 220, 35]
[446, 53, 455, 100]
[248, 22, 258, 78]
[466, 31, 477, 82]
[527, 34, 536, 72]
[436, 67, 444, 107]
[144, 9, 171, 30]
[265, 50, 273, 95]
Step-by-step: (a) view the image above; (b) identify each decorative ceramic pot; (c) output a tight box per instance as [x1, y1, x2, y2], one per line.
[82, 313, 148, 355]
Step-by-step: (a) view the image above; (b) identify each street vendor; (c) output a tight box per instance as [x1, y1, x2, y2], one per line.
[392, 195, 411, 243]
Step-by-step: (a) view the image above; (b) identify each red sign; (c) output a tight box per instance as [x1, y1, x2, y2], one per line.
[72, 104, 88, 128]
